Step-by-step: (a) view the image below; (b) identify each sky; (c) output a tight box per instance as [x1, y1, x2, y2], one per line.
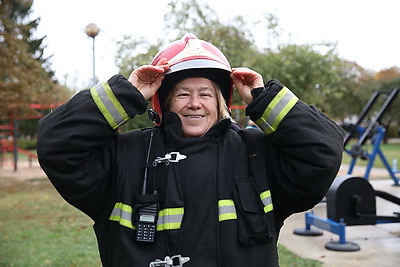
[31, 0, 400, 89]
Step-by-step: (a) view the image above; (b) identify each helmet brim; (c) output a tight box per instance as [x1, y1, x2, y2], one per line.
[167, 58, 231, 74]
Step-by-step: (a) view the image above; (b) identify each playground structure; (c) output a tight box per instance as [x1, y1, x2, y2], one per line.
[0, 104, 59, 171]
[293, 88, 400, 251]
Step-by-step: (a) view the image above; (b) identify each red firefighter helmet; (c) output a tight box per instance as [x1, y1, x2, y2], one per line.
[150, 33, 233, 120]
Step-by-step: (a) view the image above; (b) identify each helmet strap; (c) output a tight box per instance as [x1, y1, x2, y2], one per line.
[148, 109, 161, 125]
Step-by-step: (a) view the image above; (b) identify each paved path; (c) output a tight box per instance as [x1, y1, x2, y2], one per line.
[0, 159, 45, 181]
[279, 166, 400, 267]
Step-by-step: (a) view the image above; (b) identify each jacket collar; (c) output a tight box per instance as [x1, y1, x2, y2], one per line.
[161, 111, 232, 146]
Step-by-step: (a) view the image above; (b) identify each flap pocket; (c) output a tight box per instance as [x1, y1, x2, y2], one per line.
[233, 178, 274, 246]
[236, 179, 262, 213]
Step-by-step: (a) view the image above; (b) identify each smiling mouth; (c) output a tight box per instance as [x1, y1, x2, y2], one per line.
[184, 115, 204, 118]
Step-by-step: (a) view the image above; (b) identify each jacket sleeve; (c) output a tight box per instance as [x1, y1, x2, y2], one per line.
[246, 79, 345, 220]
[36, 75, 148, 220]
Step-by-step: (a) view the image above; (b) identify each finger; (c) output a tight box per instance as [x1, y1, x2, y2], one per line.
[155, 58, 170, 72]
[156, 57, 168, 66]
[230, 71, 245, 82]
[230, 74, 241, 87]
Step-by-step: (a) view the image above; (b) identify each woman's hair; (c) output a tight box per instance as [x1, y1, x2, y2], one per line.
[214, 81, 232, 120]
[164, 79, 232, 121]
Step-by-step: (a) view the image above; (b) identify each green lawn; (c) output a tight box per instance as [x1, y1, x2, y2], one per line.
[0, 177, 321, 267]
[0, 178, 101, 267]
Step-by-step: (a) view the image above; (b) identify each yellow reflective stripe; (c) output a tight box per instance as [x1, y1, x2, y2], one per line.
[157, 207, 184, 231]
[157, 222, 181, 231]
[90, 81, 130, 129]
[219, 199, 235, 206]
[264, 204, 273, 213]
[260, 190, 271, 199]
[256, 87, 298, 134]
[218, 199, 237, 222]
[109, 202, 135, 229]
[219, 213, 237, 221]
[260, 190, 273, 213]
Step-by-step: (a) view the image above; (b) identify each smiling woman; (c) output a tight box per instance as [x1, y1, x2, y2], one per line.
[167, 77, 220, 137]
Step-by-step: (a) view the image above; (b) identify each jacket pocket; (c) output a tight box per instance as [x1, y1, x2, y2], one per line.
[233, 178, 274, 246]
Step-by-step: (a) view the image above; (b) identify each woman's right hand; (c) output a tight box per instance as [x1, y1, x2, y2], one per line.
[128, 58, 169, 100]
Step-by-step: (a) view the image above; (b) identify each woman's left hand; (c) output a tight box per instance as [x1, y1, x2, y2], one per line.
[231, 68, 264, 104]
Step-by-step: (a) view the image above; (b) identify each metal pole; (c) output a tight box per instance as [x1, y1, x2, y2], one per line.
[84, 23, 100, 87]
[13, 115, 18, 172]
[92, 36, 96, 86]
[357, 88, 399, 146]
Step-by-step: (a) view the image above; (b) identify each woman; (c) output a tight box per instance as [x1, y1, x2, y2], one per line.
[37, 33, 344, 266]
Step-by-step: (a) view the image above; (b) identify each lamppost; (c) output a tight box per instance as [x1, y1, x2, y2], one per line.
[84, 23, 100, 86]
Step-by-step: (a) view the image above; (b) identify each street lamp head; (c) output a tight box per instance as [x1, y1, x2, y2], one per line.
[85, 23, 100, 38]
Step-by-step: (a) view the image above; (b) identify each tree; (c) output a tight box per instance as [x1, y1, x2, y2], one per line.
[164, 0, 258, 68]
[115, 0, 370, 128]
[374, 66, 400, 81]
[115, 36, 164, 78]
[251, 43, 350, 110]
[115, 0, 262, 129]
[116, 0, 259, 77]
[0, 0, 67, 116]
[327, 64, 400, 138]
[321, 60, 375, 119]
[374, 76, 400, 138]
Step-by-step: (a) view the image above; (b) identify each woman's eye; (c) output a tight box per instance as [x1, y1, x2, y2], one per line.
[177, 93, 189, 98]
[200, 93, 211, 97]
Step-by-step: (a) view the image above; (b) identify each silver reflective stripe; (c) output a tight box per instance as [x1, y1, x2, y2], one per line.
[218, 199, 237, 221]
[260, 190, 273, 213]
[109, 202, 134, 229]
[90, 82, 129, 129]
[256, 86, 298, 134]
[157, 208, 184, 231]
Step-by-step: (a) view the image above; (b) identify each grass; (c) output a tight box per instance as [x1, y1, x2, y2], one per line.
[0, 178, 101, 267]
[0, 177, 321, 267]
[278, 246, 322, 267]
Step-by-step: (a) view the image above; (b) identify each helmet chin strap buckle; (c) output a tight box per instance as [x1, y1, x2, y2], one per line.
[148, 109, 161, 124]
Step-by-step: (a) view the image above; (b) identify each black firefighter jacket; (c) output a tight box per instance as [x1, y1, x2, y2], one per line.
[37, 75, 344, 266]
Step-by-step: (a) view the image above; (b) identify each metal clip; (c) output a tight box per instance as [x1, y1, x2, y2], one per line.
[152, 152, 187, 166]
[149, 254, 190, 267]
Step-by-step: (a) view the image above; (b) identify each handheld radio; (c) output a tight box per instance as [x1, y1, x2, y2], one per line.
[134, 130, 159, 242]
[135, 201, 158, 242]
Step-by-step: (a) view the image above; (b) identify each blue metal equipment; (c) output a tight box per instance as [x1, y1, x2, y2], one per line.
[344, 88, 399, 185]
[293, 88, 400, 251]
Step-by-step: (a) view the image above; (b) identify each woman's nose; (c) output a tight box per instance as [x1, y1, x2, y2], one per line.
[187, 95, 201, 109]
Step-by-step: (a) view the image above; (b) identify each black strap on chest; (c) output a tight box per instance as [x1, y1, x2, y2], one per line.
[142, 130, 155, 194]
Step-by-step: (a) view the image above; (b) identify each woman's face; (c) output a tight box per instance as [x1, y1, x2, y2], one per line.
[169, 77, 219, 137]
